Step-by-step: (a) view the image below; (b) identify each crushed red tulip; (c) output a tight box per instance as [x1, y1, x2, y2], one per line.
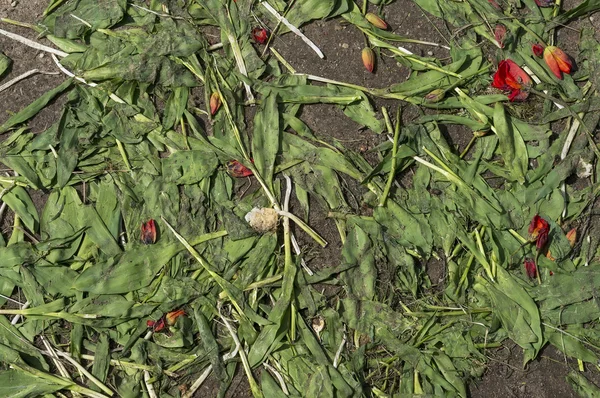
[148, 309, 185, 333]
[141, 219, 157, 245]
[147, 317, 166, 332]
[543, 46, 573, 80]
[528, 214, 550, 249]
[532, 43, 544, 57]
[491, 60, 532, 101]
[494, 25, 506, 48]
[252, 27, 269, 44]
[226, 160, 254, 178]
[524, 258, 537, 279]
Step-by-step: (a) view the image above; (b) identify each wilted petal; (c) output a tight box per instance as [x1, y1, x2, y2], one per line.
[226, 160, 253, 178]
[492, 60, 531, 101]
[566, 228, 577, 247]
[494, 25, 506, 48]
[524, 258, 537, 279]
[544, 46, 573, 79]
[535, 0, 555, 7]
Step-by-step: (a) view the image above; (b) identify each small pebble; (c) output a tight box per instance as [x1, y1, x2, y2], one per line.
[11, 1, 18, 6]
[341, 43, 349, 49]
[427, 51, 433, 56]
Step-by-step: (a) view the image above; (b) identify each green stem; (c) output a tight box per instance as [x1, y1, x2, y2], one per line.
[379, 106, 401, 206]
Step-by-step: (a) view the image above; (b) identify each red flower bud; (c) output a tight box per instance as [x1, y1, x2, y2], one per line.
[210, 92, 221, 116]
[365, 13, 388, 30]
[252, 27, 269, 44]
[141, 219, 157, 245]
[532, 43, 544, 57]
[362, 47, 375, 73]
[524, 258, 537, 279]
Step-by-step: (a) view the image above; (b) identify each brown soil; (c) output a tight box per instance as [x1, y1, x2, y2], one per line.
[1, 0, 598, 397]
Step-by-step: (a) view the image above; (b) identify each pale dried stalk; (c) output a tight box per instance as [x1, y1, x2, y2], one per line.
[0, 28, 68, 57]
[260, 1, 324, 58]
[0, 69, 59, 93]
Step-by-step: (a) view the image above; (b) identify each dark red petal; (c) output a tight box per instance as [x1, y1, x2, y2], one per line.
[141, 219, 157, 244]
[524, 258, 537, 279]
[508, 88, 529, 102]
[536, 228, 549, 249]
[492, 61, 509, 90]
[494, 25, 506, 48]
[532, 44, 544, 57]
[226, 160, 254, 178]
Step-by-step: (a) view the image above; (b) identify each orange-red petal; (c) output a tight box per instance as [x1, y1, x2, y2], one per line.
[544, 46, 572, 79]
[566, 228, 577, 247]
[166, 309, 186, 326]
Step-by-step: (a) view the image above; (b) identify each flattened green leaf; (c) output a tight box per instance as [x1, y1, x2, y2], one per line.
[492, 102, 528, 183]
[252, 92, 280, 191]
[0, 78, 72, 134]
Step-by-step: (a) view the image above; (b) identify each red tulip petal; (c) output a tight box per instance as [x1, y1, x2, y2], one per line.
[544, 47, 563, 79]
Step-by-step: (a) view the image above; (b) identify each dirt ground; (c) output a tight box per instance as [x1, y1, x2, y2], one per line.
[1, 0, 599, 397]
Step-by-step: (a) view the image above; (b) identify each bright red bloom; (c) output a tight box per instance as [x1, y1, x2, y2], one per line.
[524, 258, 537, 279]
[528, 214, 549, 249]
[543, 46, 573, 80]
[252, 27, 269, 44]
[226, 160, 253, 178]
[494, 25, 507, 48]
[535, 0, 554, 6]
[492, 60, 532, 101]
[532, 43, 544, 57]
[141, 219, 157, 245]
